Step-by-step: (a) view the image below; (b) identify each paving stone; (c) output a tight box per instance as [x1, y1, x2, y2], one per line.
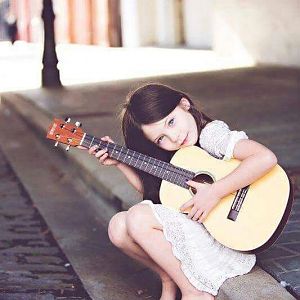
[25, 256, 63, 264]
[276, 231, 300, 244]
[0, 262, 68, 273]
[256, 174, 300, 299]
[288, 214, 300, 222]
[26, 241, 50, 247]
[0, 230, 47, 240]
[0, 293, 88, 300]
[0, 149, 90, 299]
[0, 246, 60, 255]
[36, 273, 75, 281]
[278, 271, 300, 290]
[276, 256, 300, 272]
[257, 245, 296, 261]
[257, 259, 286, 276]
[294, 286, 300, 298]
[284, 222, 300, 232]
[282, 242, 300, 253]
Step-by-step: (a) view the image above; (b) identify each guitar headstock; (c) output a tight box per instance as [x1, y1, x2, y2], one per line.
[46, 118, 84, 151]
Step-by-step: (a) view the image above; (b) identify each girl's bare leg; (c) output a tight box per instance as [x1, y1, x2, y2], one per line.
[108, 211, 178, 300]
[126, 204, 215, 300]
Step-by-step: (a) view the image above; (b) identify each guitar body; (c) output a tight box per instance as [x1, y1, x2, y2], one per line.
[160, 146, 293, 253]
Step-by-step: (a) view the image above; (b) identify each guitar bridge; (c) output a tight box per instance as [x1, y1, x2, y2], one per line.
[227, 185, 250, 221]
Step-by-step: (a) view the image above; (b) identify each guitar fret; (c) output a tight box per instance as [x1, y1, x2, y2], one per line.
[134, 153, 140, 168]
[83, 134, 194, 189]
[128, 149, 133, 165]
[89, 136, 95, 148]
[80, 133, 86, 146]
[149, 158, 154, 174]
[116, 148, 121, 160]
[157, 161, 162, 177]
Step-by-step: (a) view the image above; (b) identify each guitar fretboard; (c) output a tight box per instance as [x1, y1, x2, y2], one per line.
[81, 134, 195, 189]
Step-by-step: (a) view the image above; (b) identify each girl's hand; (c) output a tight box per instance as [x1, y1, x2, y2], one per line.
[78, 136, 120, 166]
[179, 180, 221, 223]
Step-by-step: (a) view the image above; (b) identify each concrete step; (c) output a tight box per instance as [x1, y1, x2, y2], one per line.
[0, 92, 296, 299]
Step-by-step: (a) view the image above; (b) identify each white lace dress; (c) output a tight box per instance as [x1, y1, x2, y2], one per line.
[141, 120, 256, 296]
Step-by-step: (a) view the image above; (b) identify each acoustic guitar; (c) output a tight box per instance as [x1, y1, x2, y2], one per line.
[46, 118, 294, 253]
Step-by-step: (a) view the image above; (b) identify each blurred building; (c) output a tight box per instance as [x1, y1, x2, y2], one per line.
[4, 0, 122, 46]
[0, 0, 9, 40]
[3, 0, 300, 67]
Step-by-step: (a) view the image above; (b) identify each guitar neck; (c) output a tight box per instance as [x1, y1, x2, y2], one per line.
[81, 134, 194, 189]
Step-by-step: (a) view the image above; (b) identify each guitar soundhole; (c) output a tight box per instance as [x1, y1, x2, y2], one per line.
[190, 173, 215, 195]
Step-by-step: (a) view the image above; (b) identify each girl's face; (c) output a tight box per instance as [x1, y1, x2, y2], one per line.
[141, 98, 198, 151]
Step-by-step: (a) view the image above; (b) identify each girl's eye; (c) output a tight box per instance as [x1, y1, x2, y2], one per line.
[168, 118, 174, 126]
[157, 118, 175, 144]
[157, 136, 164, 144]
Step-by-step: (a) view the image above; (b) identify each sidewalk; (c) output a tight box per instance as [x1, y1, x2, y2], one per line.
[1, 65, 299, 299]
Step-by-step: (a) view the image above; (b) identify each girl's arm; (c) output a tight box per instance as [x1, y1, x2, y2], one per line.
[79, 136, 144, 195]
[116, 163, 144, 194]
[211, 139, 278, 198]
[181, 139, 278, 222]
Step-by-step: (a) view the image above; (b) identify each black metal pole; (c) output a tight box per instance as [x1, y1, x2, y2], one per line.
[41, 0, 61, 87]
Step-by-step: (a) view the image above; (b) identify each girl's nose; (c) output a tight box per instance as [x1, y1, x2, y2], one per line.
[168, 130, 180, 143]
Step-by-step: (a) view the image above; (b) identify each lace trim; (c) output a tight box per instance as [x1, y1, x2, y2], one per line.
[141, 200, 256, 295]
[199, 120, 248, 161]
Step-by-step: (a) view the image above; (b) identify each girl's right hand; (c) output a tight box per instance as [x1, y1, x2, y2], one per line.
[91, 136, 120, 166]
[79, 136, 120, 167]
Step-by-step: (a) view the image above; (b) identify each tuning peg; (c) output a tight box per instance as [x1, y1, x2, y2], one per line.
[65, 117, 71, 123]
[75, 121, 82, 128]
[54, 141, 59, 147]
[66, 145, 70, 151]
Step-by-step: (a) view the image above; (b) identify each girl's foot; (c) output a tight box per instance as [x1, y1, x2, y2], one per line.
[160, 278, 178, 300]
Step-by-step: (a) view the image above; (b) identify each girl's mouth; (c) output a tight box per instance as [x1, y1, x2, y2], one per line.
[181, 134, 188, 145]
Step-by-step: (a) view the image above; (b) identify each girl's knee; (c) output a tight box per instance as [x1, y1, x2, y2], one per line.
[108, 211, 128, 247]
[127, 204, 156, 237]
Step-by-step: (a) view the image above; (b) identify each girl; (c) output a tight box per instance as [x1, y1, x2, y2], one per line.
[86, 83, 277, 300]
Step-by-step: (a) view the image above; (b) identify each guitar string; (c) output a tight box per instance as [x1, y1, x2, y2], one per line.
[83, 134, 195, 184]
[83, 133, 194, 177]
[84, 135, 194, 186]
[55, 127, 194, 186]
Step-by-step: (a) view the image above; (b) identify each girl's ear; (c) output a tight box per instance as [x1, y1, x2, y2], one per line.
[179, 97, 191, 111]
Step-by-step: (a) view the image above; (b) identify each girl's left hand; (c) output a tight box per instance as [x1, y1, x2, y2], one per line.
[179, 180, 221, 223]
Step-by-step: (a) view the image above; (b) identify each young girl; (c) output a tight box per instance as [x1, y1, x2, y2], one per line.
[86, 83, 277, 300]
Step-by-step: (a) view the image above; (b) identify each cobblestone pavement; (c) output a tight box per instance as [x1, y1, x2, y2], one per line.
[257, 169, 300, 299]
[0, 149, 91, 299]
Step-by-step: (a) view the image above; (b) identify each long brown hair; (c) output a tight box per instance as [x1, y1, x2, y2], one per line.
[118, 83, 213, 204]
